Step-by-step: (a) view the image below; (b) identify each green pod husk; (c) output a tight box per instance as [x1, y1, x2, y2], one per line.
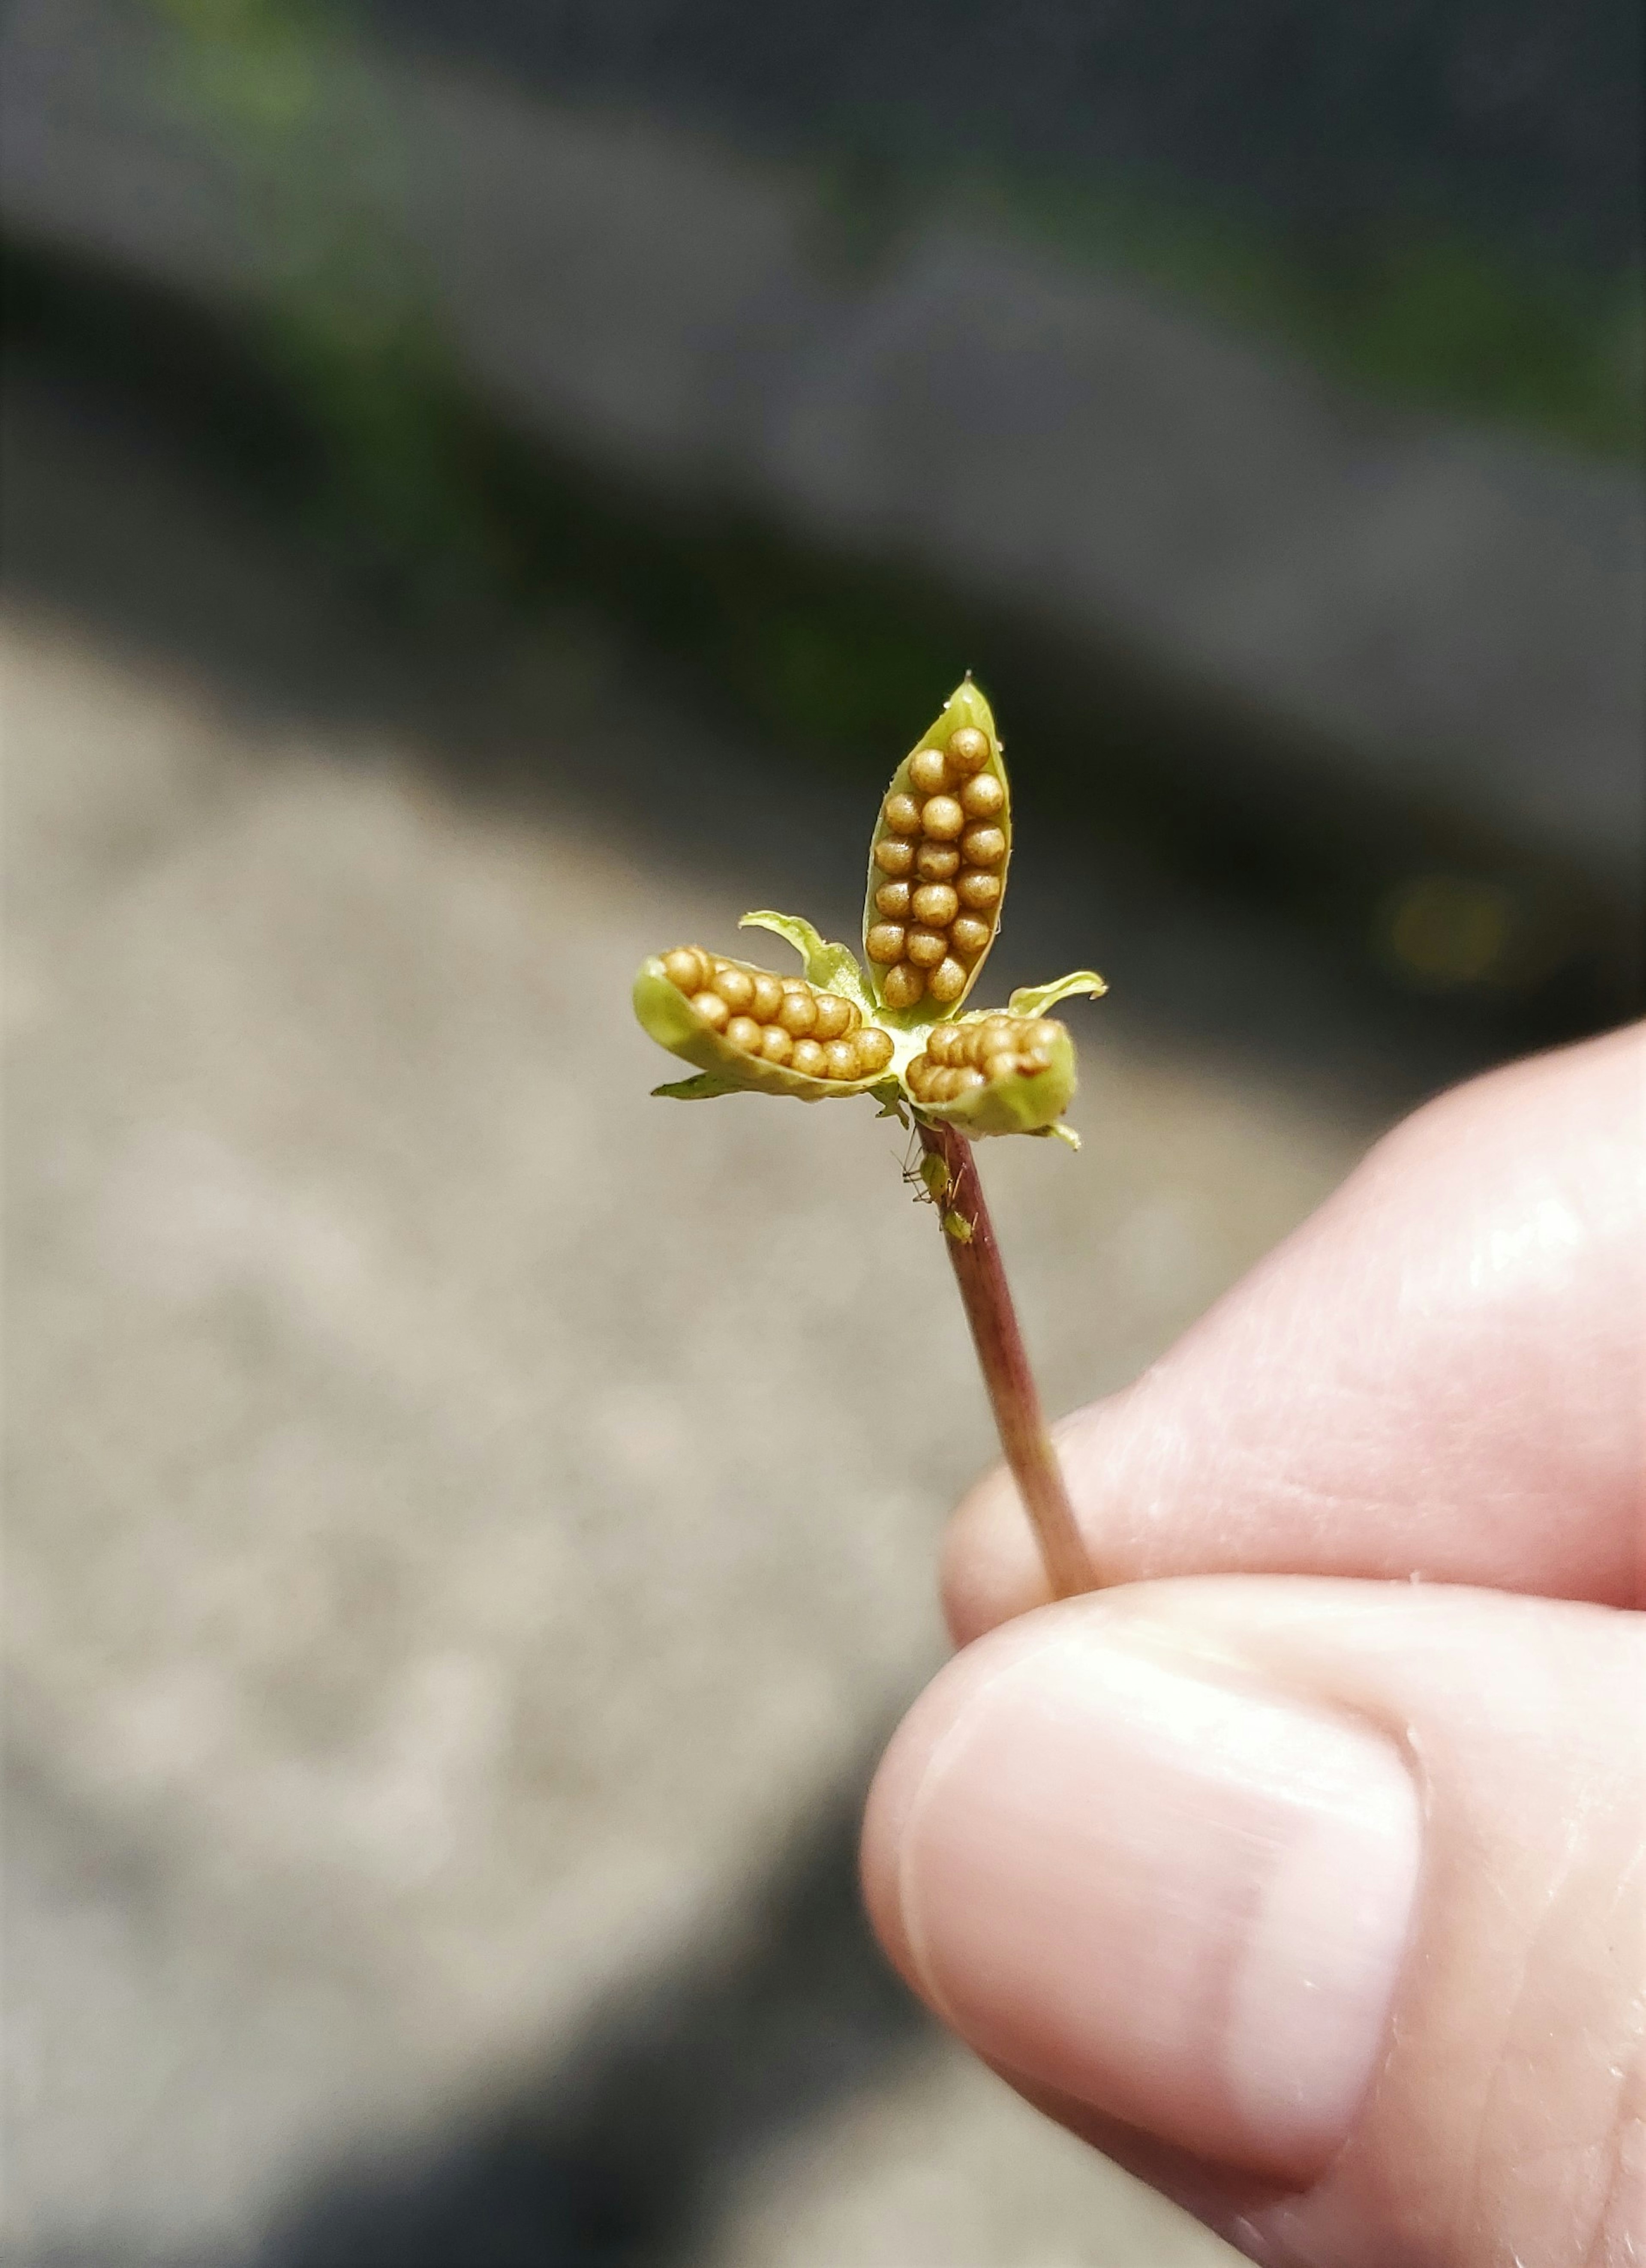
[911, 1019, 1078, 1138]
[862, 678, 1010, 1030]
[632, 956, 894, 1102]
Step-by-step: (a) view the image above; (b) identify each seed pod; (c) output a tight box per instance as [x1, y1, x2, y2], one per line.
[634, 947, 898, 1102]
[910, 1013, 1078, 1139]
[862, 680, 1011, 1024]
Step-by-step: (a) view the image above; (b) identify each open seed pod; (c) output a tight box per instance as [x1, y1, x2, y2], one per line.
[863, 679, 1009, 1024]
[633, 682, 1104, 1136]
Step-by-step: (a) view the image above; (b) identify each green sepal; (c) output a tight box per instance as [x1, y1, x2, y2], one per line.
[632, 958, 885, 1102]
[738, 911, 872, 1015]
[913, 1020, 1078, 1139]
[651, 1072, 744, 1101]
[1006, 969, 1107, 1018]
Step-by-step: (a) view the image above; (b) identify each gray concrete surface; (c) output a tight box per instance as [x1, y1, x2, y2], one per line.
[0, 375, 1441, 2265]
[3, 0, 1642, 898]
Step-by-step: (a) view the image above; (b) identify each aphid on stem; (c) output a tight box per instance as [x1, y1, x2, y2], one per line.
[632, 678, 1106, 1598]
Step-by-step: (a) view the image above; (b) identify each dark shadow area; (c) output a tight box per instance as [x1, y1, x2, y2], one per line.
[5, 238, 1638, 1112]
[258, 1775, 932, 2268]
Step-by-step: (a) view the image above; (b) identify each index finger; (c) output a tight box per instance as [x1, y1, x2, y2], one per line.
[945, 1022, 1646, 1644]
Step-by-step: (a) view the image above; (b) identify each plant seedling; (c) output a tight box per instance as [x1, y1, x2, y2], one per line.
[632, 679, 1105, 1598]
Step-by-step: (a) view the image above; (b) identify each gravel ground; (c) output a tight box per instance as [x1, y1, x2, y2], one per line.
[3, 385, 1469, 2267]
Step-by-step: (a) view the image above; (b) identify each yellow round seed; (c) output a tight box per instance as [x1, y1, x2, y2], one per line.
[749, 971, 784, 1021]
[984, 1050, 1018, 1083]
[874, 879, 913, 919]
[882, 961, 925, 1009]
[924, 1067, 958, 1102]
[904, 1054, 934, 1098]
[790, 1037, 826, 1077]
[961, 823, 1006, 867]
[906, 925, 948, 968]
[823, 1038, 861, 1080]
[874, 837, 915, 877]
[1021, 1048, 1053, 1076]
[813, 992, 858, 1039]
[911, 882, 960, 927]
[725, 1015, 763, 1053]
[949, 913, 993, 957]
[866, 922, 906, 964]
[914, 842, 961, 882]
[884, 792, 923, 835]
[909, 747, 951, 796]
[927, 1024, 960, 1065]
[920, 794, 966, 841]
[856, 1026, 895, 1074]
[958, 869, 1003, 910]
[777, 986, 817, 1036]
[760, 1024, 793, 1064]
[1025, 1019, 1061, 1050]
[954, 1066, 987, 1093]
[714, 966, 756, 1011]
[961, 772, 1004, 819]
[692, 989, 730, 1032]
[946, 725, 991, 775]
[928, 956, 969, 1003]
[662, 946, 709, 993]
[976, 1016, 1018, 1056]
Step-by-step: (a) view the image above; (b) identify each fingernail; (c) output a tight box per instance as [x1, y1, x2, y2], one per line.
[890, 1623, 1421, 2175]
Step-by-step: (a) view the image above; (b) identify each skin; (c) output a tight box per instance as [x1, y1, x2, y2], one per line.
[861, 1021, 1646, 2268]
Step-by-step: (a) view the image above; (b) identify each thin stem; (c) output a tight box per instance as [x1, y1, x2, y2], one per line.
[917, 1121, 1096, 1600]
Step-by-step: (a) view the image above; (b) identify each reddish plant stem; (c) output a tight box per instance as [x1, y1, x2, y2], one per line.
[917, 1121, 1096, 1600]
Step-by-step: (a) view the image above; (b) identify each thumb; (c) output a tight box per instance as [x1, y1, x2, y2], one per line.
[862, 1578, 1645, 2268]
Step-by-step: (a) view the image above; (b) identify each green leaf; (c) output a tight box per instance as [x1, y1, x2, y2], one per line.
[1007, 970, 1108, 1018]
[739, 911, 872, 1013]
[650, 1072, 744, 1101]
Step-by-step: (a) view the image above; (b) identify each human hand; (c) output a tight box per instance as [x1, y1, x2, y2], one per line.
[862, 1023, 1644, 2266]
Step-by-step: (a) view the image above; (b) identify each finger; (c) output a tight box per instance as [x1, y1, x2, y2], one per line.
[946, 1022, 1646, 1642]
[862, 1577, 1646, 2268]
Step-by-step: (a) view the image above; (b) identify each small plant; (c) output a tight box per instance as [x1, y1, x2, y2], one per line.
[633, 679, 1105, 1598]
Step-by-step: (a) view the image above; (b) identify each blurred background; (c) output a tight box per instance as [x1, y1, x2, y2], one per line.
[3, 3, 1641, 2262]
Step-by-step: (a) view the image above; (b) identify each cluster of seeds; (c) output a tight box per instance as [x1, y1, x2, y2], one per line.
[904, 1015, 1063, 1105]
[868, 724, 1006, 1009]
[661, 947, 895, 1082]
